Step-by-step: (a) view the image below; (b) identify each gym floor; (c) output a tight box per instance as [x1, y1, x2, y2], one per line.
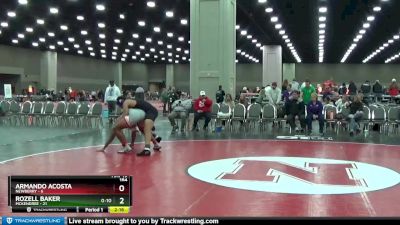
[1, 117, 400, 217]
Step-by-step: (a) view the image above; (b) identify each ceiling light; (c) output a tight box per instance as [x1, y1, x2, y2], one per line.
[167, 45, 172, 49]
[12, 39, 19, 44]
[166, 11, 174, 18]
[120, 14, 125, 19]
[177, 48, 181, 51]
[132, 33, 139, 38]
[319, 30, 325, 34]
[158, 41, 163, 45]
[147, 1, 156, 7]
[85, 40, 91, 45]
[394, 35, 400, 40]
[271, 17, 278, 23]
[154, 27, 161, 32]
[112, 56, 117, 60]
[18, 33, 25, 39]
[168, 53, 173, 56]
[359, 29, 366, 34]
[240, 30, 247, 35]
[64, 48, 69, 52]
[49, 45, 55, 50]
[112, 52, 117, 56]
[160, 51, 165, 54]
[184, 50, 189, 54]
[7, 11, 16, 17]
[74, 44, 80, 48]
[78, 50, 83, 54]
[373, 6, 381, 12]
[90, 52, 95, 57]
[77, 15, 84, 21]
[48, 32, 55, 37]
[178, 37, 184, 42]
[145, 54, 150, 57]
[146, 38, 152, 43]
[367, 16, 375, 21]
[319, 23, 326, 28]
[181, 19, 188, 25]
[128, 42, 133, 46]
[32, 42, 38, 47]
[39, 38, 46, 42]
[18, 0, 28, 5]
[138, 21, 145, 27]
[98, 23, 106, 28]
[100, 43, 105, 47]
[282, 35, 288, 39]
[57, 41, 64, 46]
[101, 55, 106, 58]
[113, 46, 118, 50]
[140, 45, 145, 50]
[150, 48, 155, 52]
[81, 30, 88, 35]
[132, 56, 137, 60]
[136, 51, 141, 55]
[167, 32, 174, 37]
[96, 4, 105, 11]
[275, 24, 282, 29]
[319, 16, 326, 22]
[258, 0, 267, 3]
[363, 23, 370, 28]
[319, 7, 327, 13]
[114, 39, 120, 44]
[37, 19, 45, 25]
[116, 29, 123, 34]
[88, 47, 94, 51]
[279, 30, 285, 35]
[49, 7, 58, 14]
[265, 8, 273, 13]
[60, 25, 68, 31]
[99, 34, 106, 39]
[26, 27, 33, 33]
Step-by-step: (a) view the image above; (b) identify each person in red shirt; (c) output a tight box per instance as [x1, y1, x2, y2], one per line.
[388, 79, 399, 97]
[192, 91, 213, 131]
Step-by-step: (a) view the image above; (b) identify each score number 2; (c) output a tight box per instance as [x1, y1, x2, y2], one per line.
[118, 185, 126, 205]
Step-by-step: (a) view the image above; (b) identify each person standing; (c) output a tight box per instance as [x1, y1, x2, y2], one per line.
[104, 80, 121, 123]
[300, 79, 316, 105]
[192, 91, 213, 131]
[265, 82, 282, 105]
[216, 85, 225, 104]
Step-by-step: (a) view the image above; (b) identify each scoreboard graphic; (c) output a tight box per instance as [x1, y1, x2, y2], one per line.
[8, 176, 132, 213]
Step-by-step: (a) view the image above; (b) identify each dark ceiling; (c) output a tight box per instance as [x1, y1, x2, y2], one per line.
[0, 0, 399, 64]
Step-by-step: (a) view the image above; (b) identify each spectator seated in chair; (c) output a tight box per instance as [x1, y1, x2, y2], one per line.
[284, 91, 306, 133]
[192, 91, 213, 132]
[168, 92, 192, 133]
[345, 94, 364, 137]
[306, 93, 325, 136]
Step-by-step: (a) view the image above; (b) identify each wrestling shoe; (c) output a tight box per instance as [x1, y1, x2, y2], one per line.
[137, 148, 151, 157]
[118, 145, 132, 153]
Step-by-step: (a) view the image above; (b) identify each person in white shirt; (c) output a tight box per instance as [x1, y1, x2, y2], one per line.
[291, 79, 300, 91]
[265, 82, 282, 105]
[104, 80, 122, 122]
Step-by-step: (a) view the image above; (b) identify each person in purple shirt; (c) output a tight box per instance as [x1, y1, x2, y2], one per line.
[306, 93, 325, 135]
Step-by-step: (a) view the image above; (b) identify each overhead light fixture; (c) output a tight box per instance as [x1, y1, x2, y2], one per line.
[279, 30, 285, 35]
[78, 50, 83, 54]
[1, 22, 8, 28]
[18, 33, 25, 39]
[147, 1, 156, 7]
[18, 0, 28, 5]
[116, 29, 123, 34]
[88, 47, 94, 51]
[125, 49, 130, 53]
[49, 45, 55, 50]
[74, 44, 80, 48]
[240, 30, 247, 35]
[90, 52, 95, 57]
[373, 6, 381, 12]
[114, 39, 120, 44]
[120, 14, 125, 19]
[154, 27, 161, 32]
[39, 37, 46, 42]
[140, 45, 145, 50]
[64, 48, 69, 52]
[275, 24, 282, 29]
[167, 32, 174, 37]
[98, 23, 106, 28]
[100, 43, 106, 47]
[57, 41, 64, 46]
[37, 19, 45, 25]
[48, 32, 55, 37]
[81, 30, 88, 35]
[271, 16, 278, 23]
[181, 19, 188, 25]
[77, 15, 84, 21]
[367, 16, 375, 21]
[138, 21, 146, 27]
[363, 23, 370, 28]
[26, 27, 34, 32]
[319, 7, 327, 13]
[258, 0, 267, 3]
[319, 23, 326, 28]
[319, 16, 326, 22]
[265, 8, 273, 13]
[99, 33, 106, 39]
[166, 11, 174, 18]
[132, 33, 139, 39]
[146, 38, 152, 43]
[60, 25, 68, 31]
[85, 40, 92, 45]
[128, 42, 134, 46]
[7, 11, 16, 17]
[113, 46, 118, 50]
[178, 37, 184, 42]
[158, 41, 163, 45]
[32, 42, 39, 47]
[49, 7, 59, 14]
[96, 4, 106, 11]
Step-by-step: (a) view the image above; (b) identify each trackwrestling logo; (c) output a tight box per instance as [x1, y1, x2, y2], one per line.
[188, 157, 400, 194]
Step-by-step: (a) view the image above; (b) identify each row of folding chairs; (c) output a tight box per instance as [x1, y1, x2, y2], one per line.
[209, 102, 400, 134]
[0, 100, 103, 128]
